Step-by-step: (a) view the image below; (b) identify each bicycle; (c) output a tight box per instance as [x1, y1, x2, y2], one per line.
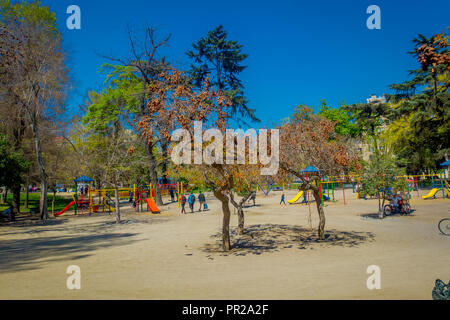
[438, 218, 450, 236]
[383, 195, 411, 216]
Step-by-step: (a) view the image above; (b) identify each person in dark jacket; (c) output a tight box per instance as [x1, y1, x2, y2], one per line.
[198, 192, 206, 212]
[180, 194, 187, 214]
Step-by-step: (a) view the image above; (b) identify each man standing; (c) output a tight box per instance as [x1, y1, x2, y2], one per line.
[198, 192, 206, 212]
[250, 191, 256, 206]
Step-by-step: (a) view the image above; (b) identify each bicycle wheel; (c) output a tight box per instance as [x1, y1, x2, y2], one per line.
[383, 204, 392, 216]
[402, 204, 411, 215]
[438, 218, 450, 236]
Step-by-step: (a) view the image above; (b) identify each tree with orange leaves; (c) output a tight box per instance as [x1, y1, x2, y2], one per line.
[278, 106, 361, 240]
[138, 68, 243, 250]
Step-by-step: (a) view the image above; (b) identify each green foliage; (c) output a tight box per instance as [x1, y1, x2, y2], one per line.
[318, 100, 362, 137]
[358, 137, 407, 201]
[187, 25, 258, 123]
[384, 31, 450, 173]
[0, 134, 29, 188]
[0, 0, 58, 32]
[344, 100, 389, 137]
[82, 64, 144, 133]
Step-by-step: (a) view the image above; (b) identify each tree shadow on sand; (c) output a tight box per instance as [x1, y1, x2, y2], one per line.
[360, 210, 416, 220]
[202, 224, 375, 256]
[0, 232, 141, 272]
[0, 216, 167, 237]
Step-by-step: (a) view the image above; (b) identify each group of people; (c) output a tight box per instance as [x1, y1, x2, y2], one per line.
[388, 192, 406, 212]
[180, 192, 207, 214]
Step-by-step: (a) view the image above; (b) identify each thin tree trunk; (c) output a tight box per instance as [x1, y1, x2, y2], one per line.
[25, 175, 29, 208]
[378, 190, 386, 219]
[145, 141, 163, 206]
[229, 191, 253, 235]
[30, 120, 48, 220]
[237, 207, 244, 235]
[1, 188, 8, 204]
[12, 185, 21, 216]
[312, 189, 326, 240]
[214, 190, 231, 251]
[39, 180, 48, 220]
[114, 185, 121, 223]
[52, 188, 56, 215]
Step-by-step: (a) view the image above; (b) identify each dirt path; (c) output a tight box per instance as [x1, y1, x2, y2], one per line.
[0, 190, 448, 299]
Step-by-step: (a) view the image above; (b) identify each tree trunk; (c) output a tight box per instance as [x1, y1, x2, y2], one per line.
[30, 120, 48, 220]
[229, 191, 253, 235]
[114, 186, 121, 223]
[378, 191, 386, 219]
[25, 175, 30, 208]
[145, 141, 163, 206]
[52, 188, 56, 215]
[214, 190, 231, 251]
[312, 189, 326, 240]
[237, 207, 244, 235]
[377, 192, 383, 218]
[1, 188, 8, 204]
[12, 185, 21, 216]
[39, 180, 48, 220]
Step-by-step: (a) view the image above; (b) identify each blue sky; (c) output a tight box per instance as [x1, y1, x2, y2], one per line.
[43, 0, 450, 127]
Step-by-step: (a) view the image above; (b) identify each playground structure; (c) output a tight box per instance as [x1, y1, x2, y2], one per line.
[53, 176, 189, 216]
[261, 167, 449, 207]
[52, 164, 449, 218]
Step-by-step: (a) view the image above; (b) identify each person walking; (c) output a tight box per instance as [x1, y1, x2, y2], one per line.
[180, 194, 187, 214]
[188, 192, 196, 213]
[280, 193, 286, 206]
[250, 191, 256, 206]
[198, 192, 206, 212]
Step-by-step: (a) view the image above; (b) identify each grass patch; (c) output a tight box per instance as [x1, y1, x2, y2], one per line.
[0, 192, 72, 213]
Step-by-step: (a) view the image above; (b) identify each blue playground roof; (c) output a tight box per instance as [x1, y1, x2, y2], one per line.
[301, 166, 319, 173]
[440, 161, 450, 167]
[74, 175, 93, 183]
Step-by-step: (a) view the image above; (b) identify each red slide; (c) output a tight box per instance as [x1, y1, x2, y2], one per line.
[54, 200, 75, 216]
[145, 197, 160, 213]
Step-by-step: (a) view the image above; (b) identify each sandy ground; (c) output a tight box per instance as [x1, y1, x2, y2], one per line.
[0, 188, 449, 300]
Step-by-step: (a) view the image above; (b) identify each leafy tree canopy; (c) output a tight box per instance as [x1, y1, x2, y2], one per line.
[318, 100, 362, 138]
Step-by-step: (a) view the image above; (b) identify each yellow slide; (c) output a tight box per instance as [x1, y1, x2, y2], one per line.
[288, 191, 304, 204]
[422, 188, 439, 199]
[104, 199, 116, 212]
[446, 189, 450, 197]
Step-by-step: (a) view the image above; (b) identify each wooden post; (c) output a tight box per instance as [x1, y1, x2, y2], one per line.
[415, 176, 419, 197]
[88, 181, 92, 214]
[74, 182, 77, 215]
[318, 180, 323, 206]
[342, 181, 346, 205]
[331, 177, 335, 202]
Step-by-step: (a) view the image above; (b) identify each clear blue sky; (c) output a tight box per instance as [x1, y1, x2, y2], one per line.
[44, 0, 450, 127]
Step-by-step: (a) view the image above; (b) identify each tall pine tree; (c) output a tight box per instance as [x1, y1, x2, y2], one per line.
[187, 25, 258, 124]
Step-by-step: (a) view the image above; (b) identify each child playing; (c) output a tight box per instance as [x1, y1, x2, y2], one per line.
[280, 193, 286, 205]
